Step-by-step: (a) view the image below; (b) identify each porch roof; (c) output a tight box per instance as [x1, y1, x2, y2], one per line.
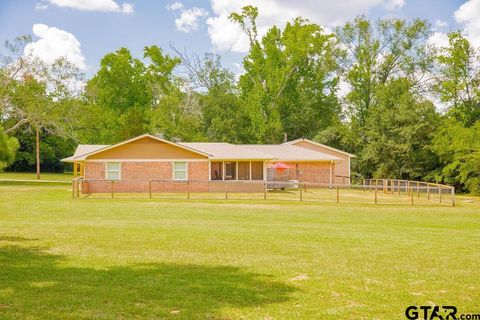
[179, 142, 274, 160]
[242, 145, 342, 162]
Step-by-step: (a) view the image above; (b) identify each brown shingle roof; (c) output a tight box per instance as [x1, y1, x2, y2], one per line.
[242, 145, 342, 161]
[179, 142, 274, 160]
[61, 135, 346, 162]
[61, 144, 109, 162]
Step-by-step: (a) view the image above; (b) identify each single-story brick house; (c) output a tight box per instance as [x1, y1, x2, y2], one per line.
[62, 134, 354, 193]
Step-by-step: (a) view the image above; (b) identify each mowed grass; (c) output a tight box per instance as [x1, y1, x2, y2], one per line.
[1, 181, 479, 319]
[0, 172, 73, 181]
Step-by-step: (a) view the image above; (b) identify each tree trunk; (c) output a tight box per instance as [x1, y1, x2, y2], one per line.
[36, 126, 40, 180]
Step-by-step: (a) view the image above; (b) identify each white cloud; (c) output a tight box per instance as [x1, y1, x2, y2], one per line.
[176, 7, 209, 33]
[428, 32, 449, 48]
[454, 0, 480, 47]
[433, 19, 448, 31]
[36, 0, 134, 13]
[166, 2, 184, 11]
[337, 79, 351, 99]
[121, 3, 133, 13]
[206, 0, 406, 53]
[24, 24, 86, 70]
[167, 3, 209, 33]
[385, 0, 405, 10]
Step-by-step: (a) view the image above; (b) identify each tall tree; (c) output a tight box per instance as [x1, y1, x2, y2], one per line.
[431, 119, 480, 194]
[84, 46, 183, 143]
[361, 78, 439, 179]
[174, 50, 246, 142]
[0, 126, 18, 172]
[1, 35, 83, 177]
[430, 32, 480, 193]
[336, 16, 432, 131]
[323, 16, 434, 179]
[231, 6, 341, 143]
[433, 32, 480, 126]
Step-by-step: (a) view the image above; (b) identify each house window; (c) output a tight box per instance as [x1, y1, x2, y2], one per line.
[210, 162, 223, 180]
[106, 162, 121, 180]
[238, 162, 250, 180]
[224, 162, 236, 180]
[251, 162, 264, 180]
[173, 161, 187, 180]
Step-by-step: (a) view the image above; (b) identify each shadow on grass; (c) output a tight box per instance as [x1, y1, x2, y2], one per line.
[0, 241, 295, 319]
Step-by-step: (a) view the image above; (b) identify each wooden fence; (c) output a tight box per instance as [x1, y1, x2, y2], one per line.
[72, 178, 455, 206]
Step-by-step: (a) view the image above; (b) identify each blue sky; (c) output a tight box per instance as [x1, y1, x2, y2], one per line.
[0, 0, 475, 78]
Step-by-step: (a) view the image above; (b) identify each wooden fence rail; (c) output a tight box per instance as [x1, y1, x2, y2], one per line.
[72, 178, 455, 206]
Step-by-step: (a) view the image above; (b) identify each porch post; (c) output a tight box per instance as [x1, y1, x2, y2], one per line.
[329, 161, 333, 187]
[73, 161, 78, 178]
[263, 161, 267, 182]
[208, 161, 211, 181]
[249, 161, 252, 181]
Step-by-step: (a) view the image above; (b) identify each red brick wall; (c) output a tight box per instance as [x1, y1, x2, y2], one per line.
[188, 162, 209, 181]
[85, 162, 104, 179]
[122, 162, 172, 180]
[82, 161, 210, 193]
[292, 141, 350, 184]
[282, 162, 333, 184]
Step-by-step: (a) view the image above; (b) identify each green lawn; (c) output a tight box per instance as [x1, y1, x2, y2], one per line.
[0, 172, 73, 181]
[1, 180, 479, 319]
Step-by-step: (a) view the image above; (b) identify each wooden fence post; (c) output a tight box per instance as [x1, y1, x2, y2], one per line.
[299, 186, 303, 202]
[336, 186, 339, 203]
[417, 181, 420, 198]
[111, 180, 114, 199]
[439, 188, 442, 203]
[398, 180, 401, 195]
[264, 182, 267, 200]
[410, 186, 414, 206]
[451, 187, 455, 207]
[427, 184, 430, 200]
[187, 181, 190, 199]
[374, 186, 378, 204]
[225, 182, 228, 200]
[77, 179, 80, 198]
[72, 180, 75, 199]
[149, 180, 152, 199]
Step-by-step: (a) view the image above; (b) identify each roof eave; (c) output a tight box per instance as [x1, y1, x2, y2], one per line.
[283, 138, 356, 157]
[210, 158, 275, 161]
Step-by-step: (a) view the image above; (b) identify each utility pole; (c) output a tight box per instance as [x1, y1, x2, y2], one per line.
[36, 126, 40, 180]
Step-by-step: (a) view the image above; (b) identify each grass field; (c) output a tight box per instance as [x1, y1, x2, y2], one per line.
[0, 172, 73, 181]
[1, 177, 479, 319]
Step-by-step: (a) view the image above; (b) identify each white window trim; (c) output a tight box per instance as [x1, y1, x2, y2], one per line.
[105, 162, 121, 180]
[173, 161, 188, 181]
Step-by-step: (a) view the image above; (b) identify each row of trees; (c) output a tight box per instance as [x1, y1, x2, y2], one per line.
[0, 7, 479, 193]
